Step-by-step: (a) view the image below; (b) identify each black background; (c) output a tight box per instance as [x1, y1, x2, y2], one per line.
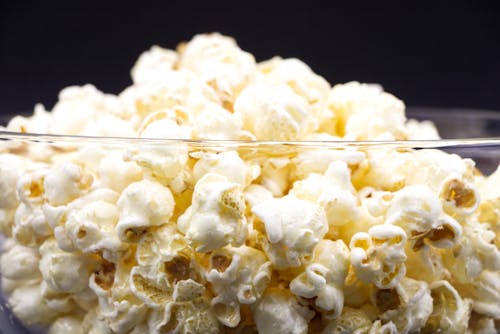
[1, 0, 500, 116]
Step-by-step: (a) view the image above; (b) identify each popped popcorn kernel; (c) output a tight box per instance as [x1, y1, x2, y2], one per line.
[0, 32, 499, 333]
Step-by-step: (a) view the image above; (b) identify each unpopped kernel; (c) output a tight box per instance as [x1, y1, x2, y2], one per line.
[0, 32, 499, 333]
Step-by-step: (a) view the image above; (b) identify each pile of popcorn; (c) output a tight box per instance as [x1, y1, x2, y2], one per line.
[0, 33, 499, 334]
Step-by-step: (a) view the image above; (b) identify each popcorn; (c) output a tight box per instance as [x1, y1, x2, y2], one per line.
[116, 179, 175, 242]
[253, 288, 314, 334]
[178, 173, 247, 252]
[290, 239, 349, 319]
[192, 150, 260, 186]
[0, 241, 40, 280]
[321, 306, 373, 333]
[443, 219, 500, 283]
[0, 154, 31, 209]
[65, 196, 127, 260]
[205, 245, 271, 327]
[252, 194, 328, 269]
[375, 277, 433, 334]
[350, 224, 407, 289]
[423, 280, 472, 333]
[49, 316, 85, 334]
[179, 33, 256, 107]
[234, 84, 316, 140]
[385, 185, 462, 250]
[96, 150, 143, 193]
[90, 258, 149, 334]
[1, 32, 500, 333]
[44, 162, 94, 206]
[328, 81, 406, 140]
[467, 270, 500, 318]
[39, 238, 96, 293]
[131, 45, 179, 85]
[49, 85, 122, 136]
[190, 102, 254, 140]
[291, 161, 364, 229]
[292, 147, 365, 179]
[8, 282, 60, 326]
[256, 57, 333, 131]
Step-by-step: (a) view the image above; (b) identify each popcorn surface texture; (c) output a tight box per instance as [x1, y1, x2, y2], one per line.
[0, 33, 499, 334]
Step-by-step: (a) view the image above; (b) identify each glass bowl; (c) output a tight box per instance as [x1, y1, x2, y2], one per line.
[0, 108, 499, 333]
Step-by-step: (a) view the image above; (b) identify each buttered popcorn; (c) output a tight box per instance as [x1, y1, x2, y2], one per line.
[0, 32, 499, 334]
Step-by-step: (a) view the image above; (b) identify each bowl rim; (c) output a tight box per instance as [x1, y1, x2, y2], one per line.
[1, 130, 499, 149]
[1, 107, 500, 148]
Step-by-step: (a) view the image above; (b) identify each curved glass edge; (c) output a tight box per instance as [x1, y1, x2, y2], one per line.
[1, 130, 500, 149]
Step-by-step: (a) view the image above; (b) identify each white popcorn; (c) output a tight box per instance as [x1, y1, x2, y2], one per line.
[0, 154, 31, 209]
[120, 69, 219, 123]
[404, 245, 448, 283]
[350, 224, 407, 289]
[369, 320, 398, 334]
[356, 149, 412, 192]
[467, 270, 500, 318]
[8, 283, 60, 326]
[81, 308, 113, 334]
[244, 184, 274, 208]
[0, 241, 40, 280]
[423, 280, 472, 333]
[234, 84, 317, 140]
[65, 197, 127, 260]
[147, 294, 221, 334]
[131, 45, 179, 85]
[321, 306, 373, 334]
[408, 149, 479, 214]
[6, 104, 53, 134]
[97, 150, 143, 192]
[178, 173, 247, 252]
[49, 316, 84, 334]
[257, 57, 333, 131]
[443, 219, 500, 283]
[50, 85, 122, 135]
[404, 118, 440, 140]
[205, 245, 271, 327]
[2, 32, 500, 333]
[13, 202, 51, 247]
[258, 156, 292, 197]
[193, 150, 260, 186]
[386, 185, 462, 250]
[44, 162, 93, 206]
[126, 117, 190, 184]
[291, 161, 363, 228]
[190, 102, 255, 140]
[292, 148, 365, 179]
[90, 258, 149, 334]
[116, 179, 175, 242]
[179, 33, 256, 106]
[252, 194, 328, 269]
[253, 288, 313, 334]
[290, 239, 349, 319]
[375, 277, 433, 334]
[39, 238, 96, 293]
[16, 164, 49, 206]
[328, 81, 407, 140]
[136, 224, 190, 267]
[359, 187, 393, 218]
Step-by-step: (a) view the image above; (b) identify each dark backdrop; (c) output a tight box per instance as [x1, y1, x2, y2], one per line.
[1, 0, 499, 116]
